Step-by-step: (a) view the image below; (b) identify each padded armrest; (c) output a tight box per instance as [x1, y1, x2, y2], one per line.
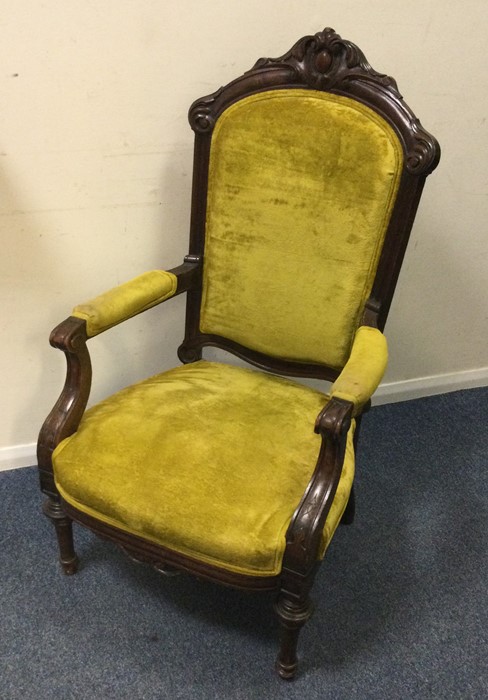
[330, 326, 388, 415]
[71, 270, 178, 337]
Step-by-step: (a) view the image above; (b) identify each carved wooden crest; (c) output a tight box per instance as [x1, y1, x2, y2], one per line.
[252, 27, 399, 93]
[188, 27, 440, 175]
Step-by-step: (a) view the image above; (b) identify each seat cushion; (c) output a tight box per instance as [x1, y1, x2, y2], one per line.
[53, 361, 355, 577]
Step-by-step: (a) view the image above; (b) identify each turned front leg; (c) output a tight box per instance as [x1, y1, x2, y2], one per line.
[43, 497, 79, 575]
[274, 593, 313, 680]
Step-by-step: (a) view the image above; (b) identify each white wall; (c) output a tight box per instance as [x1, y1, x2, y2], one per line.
[1, 1, 487, 468]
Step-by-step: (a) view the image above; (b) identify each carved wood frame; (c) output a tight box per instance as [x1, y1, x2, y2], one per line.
[37, 27, 440, 677]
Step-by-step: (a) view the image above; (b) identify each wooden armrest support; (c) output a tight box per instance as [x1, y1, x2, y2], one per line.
[282, 397, 353, 578]
[37, 316, 91, 476]
[37, 261, 200, 481]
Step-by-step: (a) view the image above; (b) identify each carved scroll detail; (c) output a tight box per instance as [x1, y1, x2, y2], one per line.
[252, 27, 399, 93]
[251, 28, 439, 175]
[188, 86, 224, 133]
[406, 119, 440, 174]
[188, 27, 440, 175]
[177, 342, 202, 364]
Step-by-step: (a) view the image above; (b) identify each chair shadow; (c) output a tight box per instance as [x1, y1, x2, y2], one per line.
[299, 393, 488, 672]
[73, 501, 412, 664]
[76, 531, 278, 643]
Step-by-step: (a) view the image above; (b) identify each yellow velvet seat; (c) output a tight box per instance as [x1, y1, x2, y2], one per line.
[53, 361, 354, 577]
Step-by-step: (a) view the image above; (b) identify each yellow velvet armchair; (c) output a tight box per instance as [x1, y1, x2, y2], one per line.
[37, 28, 440, 679]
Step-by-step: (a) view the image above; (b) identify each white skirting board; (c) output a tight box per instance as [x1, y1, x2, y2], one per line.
[374, 365, 488, 405]
[0, 443, 38, 472]
[1, 366, 487, 473]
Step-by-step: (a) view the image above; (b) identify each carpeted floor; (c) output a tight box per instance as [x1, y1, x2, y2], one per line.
[1, 387, 487, 699]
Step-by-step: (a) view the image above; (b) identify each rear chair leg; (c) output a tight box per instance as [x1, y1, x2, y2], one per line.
[340, 484, 356, 525]
[340, 403, 370, 528]
[43, 497, 79, 575]
[274, 593, 313, 680]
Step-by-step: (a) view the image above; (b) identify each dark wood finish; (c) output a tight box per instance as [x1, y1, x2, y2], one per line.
[274, 396, 353, 677]
[340, 398, 372, 526]
[37, 28, 440, 679]
[340, 485, 355, 525]
[284, 398, 353, 578]
[275, 594, 314, 679]
[180, 332, 340, 381]
[37, 316, 91, 498]
[42, 496, 79, 575]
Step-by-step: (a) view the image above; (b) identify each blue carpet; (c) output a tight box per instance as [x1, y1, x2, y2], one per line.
[1, 387, 487, 699]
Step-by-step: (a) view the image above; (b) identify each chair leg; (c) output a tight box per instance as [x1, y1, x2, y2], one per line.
[42, 497, 79, 575]
[340, 484, 356, 525]
[274, 592, 313, 680]
[340, 403, 369, 527]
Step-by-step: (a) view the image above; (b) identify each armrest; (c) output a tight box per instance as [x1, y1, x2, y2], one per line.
[38, 261, 199, 483]
[282, 328, 386, 576]
[71, 269, 178, 337]
[330, 325, 388, 415]
[282, 397, 353, 577]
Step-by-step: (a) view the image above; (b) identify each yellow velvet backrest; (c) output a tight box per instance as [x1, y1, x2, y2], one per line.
[200, 89, 403, 369]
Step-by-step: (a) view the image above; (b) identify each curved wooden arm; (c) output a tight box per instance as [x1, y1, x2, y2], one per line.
[37, 316, 92, 474]
[282, 397, 353, 578]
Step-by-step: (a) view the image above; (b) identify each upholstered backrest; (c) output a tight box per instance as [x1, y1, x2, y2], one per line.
[199, 89, 403, 370]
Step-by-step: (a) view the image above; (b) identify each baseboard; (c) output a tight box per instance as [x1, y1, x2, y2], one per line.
[1, 367, 487, 472]
[0, 443, 37, 473]
[374, 366, 488, 405]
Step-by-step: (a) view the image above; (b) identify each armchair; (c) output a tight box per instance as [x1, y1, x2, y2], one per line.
[37, 27, 440, 679]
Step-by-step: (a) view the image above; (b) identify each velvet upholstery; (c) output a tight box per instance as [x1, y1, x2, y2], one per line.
[53, 361, 355, 577]
[331, 326, 388, 415]
[72, 270, 177, 337]
[36, 27, 442, 682]
[200, 89, 403, 369]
